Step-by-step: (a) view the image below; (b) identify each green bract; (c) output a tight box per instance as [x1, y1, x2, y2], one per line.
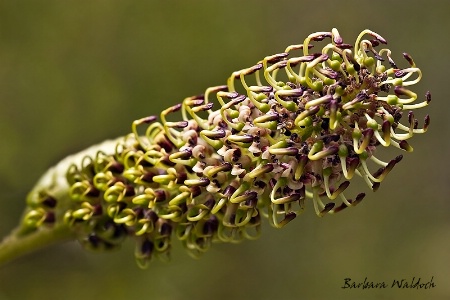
[15, 28, 431, 268]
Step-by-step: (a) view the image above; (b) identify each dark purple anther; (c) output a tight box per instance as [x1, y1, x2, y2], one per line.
[265, 52, 289, 64]
[154, 190, 167, 202]
[426, 91, 431, 103]
[185, 98, 204, 107]
[424, 115, 430, 130]
[336, 43, 353, 49]
[170, 103, 182, 112]
[354, 193, 366, 204]
[171, 121, 189, 128]
[223, 185, 237, 197]
[321, 202, 335, 214]
[368, 32, 387, 44]
[125, 185, 135, 197]
[312, 33, 331, 41]
[369, 39, 380, 47]
[394, 70, 405, 78]
[43, 212, 55, 223]
[333, 34, 343, 45]
[203, 129, 226, 139]
[109, 162, 125, 174]
[42, 196, 57, 208]
[388, 57, 397, 68]
[382, 120, 391, 135]
[145, 210, 158, 223]
[141, 240, 154, 256]
[403, 53, 414, 66]
[399, 140, 412, 151]
[159, 222, 172, 236]
[408, 111, 414, 125]
[142, 116, 157, 124]
[395, 155, 403, 163]
[244, 63, 263, 75]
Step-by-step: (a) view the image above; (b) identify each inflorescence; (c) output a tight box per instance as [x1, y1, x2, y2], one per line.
[22, 28, 430, 268]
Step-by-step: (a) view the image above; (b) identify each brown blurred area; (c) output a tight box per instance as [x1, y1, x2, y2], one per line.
[0, 1, 449, 299]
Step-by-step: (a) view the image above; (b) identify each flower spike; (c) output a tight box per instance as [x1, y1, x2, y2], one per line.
[1, 28, 430, 268]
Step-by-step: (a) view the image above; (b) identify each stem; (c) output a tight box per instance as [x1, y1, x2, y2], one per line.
[0, 223, 75, 267]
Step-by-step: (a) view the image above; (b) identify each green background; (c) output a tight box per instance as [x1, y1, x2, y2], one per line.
[0, 1, 448, 299]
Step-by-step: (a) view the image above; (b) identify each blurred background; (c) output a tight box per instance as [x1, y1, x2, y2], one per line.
[0, 0, 448, 299]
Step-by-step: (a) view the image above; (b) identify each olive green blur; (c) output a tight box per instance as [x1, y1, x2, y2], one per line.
[0, 1, 448, 300]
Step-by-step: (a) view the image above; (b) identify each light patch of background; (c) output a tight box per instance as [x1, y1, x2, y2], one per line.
[0, 1, 448, 299]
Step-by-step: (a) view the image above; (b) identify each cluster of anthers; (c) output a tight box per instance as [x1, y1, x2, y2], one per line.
[22, 28, 430, 268]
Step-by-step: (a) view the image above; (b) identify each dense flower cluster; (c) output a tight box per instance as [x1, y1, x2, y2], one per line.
[22, 28, 430, 268]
